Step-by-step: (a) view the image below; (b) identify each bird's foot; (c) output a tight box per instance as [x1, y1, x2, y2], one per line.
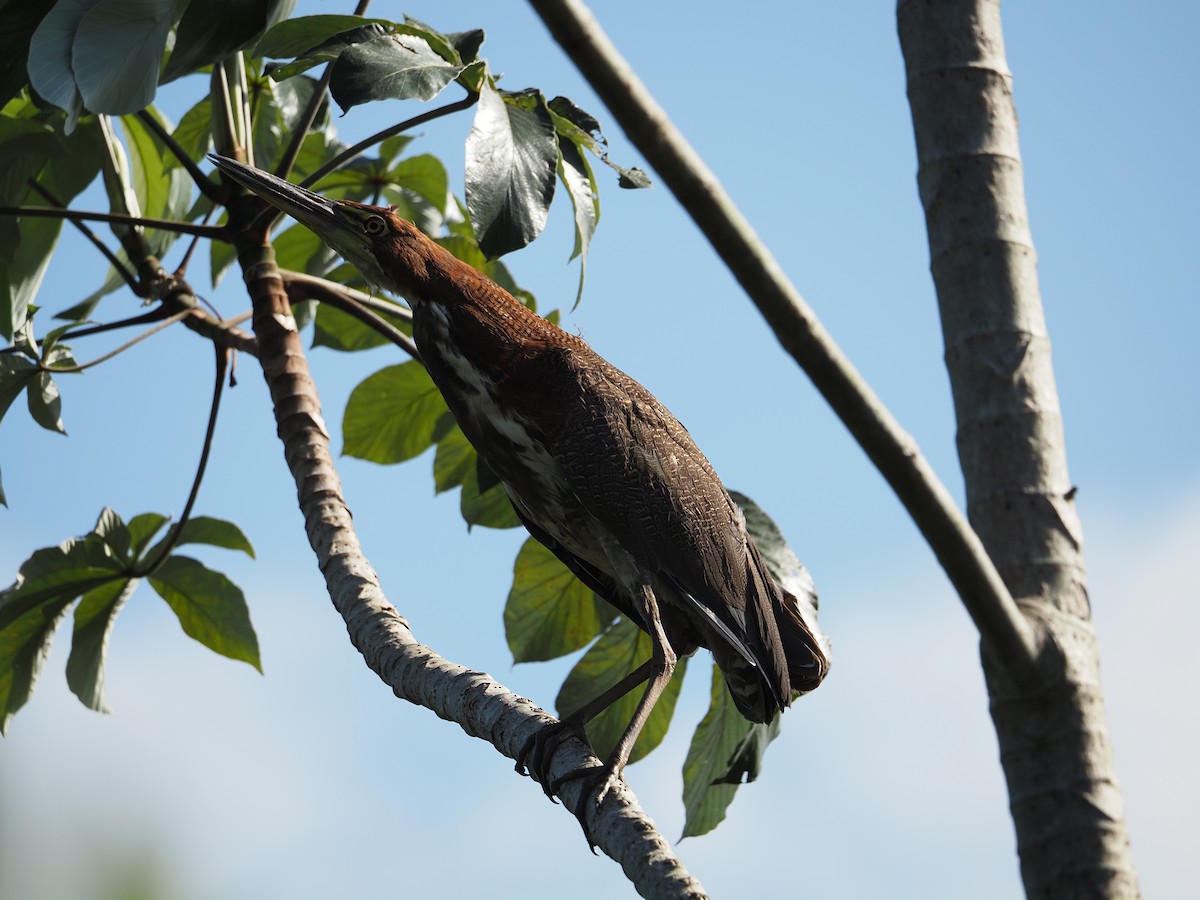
[515, 717, 586, 801]
[549, 760, 625, 852]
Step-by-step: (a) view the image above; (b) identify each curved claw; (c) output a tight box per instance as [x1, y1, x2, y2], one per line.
[515, 719, 583, 801]
[549, 760, 624, 853]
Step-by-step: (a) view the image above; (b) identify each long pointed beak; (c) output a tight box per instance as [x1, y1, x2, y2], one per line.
[208, 154, 339, 235]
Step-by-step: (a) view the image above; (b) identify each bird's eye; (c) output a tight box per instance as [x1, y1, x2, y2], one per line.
[363, 215, 386, 235]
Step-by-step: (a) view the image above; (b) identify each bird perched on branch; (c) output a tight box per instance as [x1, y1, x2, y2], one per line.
[211, 154, 829, 833]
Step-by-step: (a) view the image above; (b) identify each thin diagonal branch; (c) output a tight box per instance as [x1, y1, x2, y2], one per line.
[40, 309, 193, 373]
[281, 271, 420, 360]
[134, 343, 229, 577]
[135, 110, 223, 202]
[0, 205, 227, 240]
[527, 0, 1039, 681]
[25, 181, 141, 293]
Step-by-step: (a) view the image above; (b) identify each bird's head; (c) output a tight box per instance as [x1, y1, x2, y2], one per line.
[209, 154, 429, 297]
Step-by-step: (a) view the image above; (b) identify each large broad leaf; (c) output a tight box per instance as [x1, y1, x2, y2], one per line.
[329, 32, 464, 112]
[148, 556, 261, 671]
[432, 423, 473, 494]
[557, 616, 687, 765]
[254, 14, 389, 59]
[26, 0, 95, 129]
[311, 303, 393, 353]
[681, 665, 779, 838]
[65, 576, 137, 712]
[465, 83, 558, 259]
[73, 0, 175, 114]
[0, 1, 57, 107]
[0, 533, 127, 733]
[144, 516, 256, 564]
[119, 110, 191, 256]
[263, 23, 388, 82]
[388, 154, 449, 210]
[162, 0, 294, 83]
[504, 537, 615, 663]
[342, 361, 449, 464]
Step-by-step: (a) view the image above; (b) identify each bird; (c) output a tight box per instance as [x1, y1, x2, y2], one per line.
[210, 154, 830, 832]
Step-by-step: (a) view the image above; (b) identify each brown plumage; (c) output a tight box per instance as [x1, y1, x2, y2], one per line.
[209, 155, 830, 829]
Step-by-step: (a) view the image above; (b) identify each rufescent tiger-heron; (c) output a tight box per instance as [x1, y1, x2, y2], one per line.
[210, 153, 830, 835]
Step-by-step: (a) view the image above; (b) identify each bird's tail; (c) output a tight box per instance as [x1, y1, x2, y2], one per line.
[719, 545, 831, 723]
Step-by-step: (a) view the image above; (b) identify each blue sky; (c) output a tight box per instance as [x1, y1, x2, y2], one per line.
[1, 2, 1196, 898]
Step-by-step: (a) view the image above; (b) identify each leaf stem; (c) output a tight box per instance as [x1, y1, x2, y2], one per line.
[133, 343, 229, 577]
[40, 309, 194, 373]
[135, 110, 224, 202]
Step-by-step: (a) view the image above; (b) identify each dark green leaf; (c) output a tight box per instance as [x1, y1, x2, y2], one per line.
[459, 462, 520, 530]
[548, 95, 605, 154]
[65, 576, 137, 712]
[254, 14, 388, 59]
[329, 32, 464, 112]
[148, 556, 261, 671]
[170, 97, 213, 164]
[387, 154, 448, 210]
[432, 424, 473, 494]
[446, 28, 485, 64]
[126, 512, 169, 557]
[342, 361, 448, 464]
[91, 506, 130, 558]
[162, 0, 278, 83]
[0, 354, 37, 424]
[557, 616, 686, 765]
[0, 1, 56, 106]
[0, 595, 72, 734]
[73, 0, 176, 114]
[311, 303, 389, 353]
[618, 167, 652, 189]
[273, 74, 327, 134]
[465, 84, 558, 259]
[0, 535, 125, 635]
[26, 0, 92, 128]
[273, 220, 337, 276]
[682, 664, 780, 838]
[145, 516, 256, 563]
[26, 371, 65, 434]
[265, 23, 389, 82]
[120, 111, 192, 256]
[504, 537, 615, 663]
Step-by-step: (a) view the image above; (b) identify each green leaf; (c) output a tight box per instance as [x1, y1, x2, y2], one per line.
[162, 0, 282, 83]
[557, 616, 686, 765]
[26, 371, 65, 434]
[273, 74, 327, 135]
[504, 537, 615, 663]
[729, 490, 819, 614]
[148, 556, 261, 671]
[432, 423, 473, 494]
[145, 516, 256, 563]
[120, 110, 192, 256]
[254, 14, 388, 59]
[273, 220, 336, 276]
[264, 22, 389, 82]
[466, 83, 558, 259]
[0, 526, 132, 730]
[0, 1, 56, 107]
[65, 576, 137, 712]
[342, 361, 448, 464]
[329, 32, 464, 113]
[91, 506, 131, 558]
[170, 97, 213, 165]
[459, 462, 520, 530]
[682, 664, 780, 838]
[0, 354, 37, 424]
[26, 0, 92, 129]
[446, 28, 485, 64]
[557, 137, 599, 307]
[387, 153, 448, 210]
[311, 303, 389, 353]
[72, 0, 176, 114]
[126, 512, 169, 557]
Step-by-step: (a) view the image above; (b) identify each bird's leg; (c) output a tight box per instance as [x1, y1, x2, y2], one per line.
[516, 659, 653, 800]
[553, 575, 677, 840]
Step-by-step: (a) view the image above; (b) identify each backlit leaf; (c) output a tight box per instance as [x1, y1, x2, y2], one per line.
[343, 361, 448, 464]
[148, 556, 261, 671]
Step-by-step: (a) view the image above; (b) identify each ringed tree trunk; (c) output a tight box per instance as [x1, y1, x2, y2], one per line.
[897, 1, 1139, 896]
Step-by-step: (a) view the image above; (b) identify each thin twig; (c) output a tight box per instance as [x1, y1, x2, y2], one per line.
[136, 110, 223, 202]
[0, 205, 227, 240]
[40, 309, 193, 373]
[133, 344, 230, 577]
[527, 0, 1040, 681]
[25, 181, 142, 293]
[282, 273, 420, 360]
[279, 269, 413, 322]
